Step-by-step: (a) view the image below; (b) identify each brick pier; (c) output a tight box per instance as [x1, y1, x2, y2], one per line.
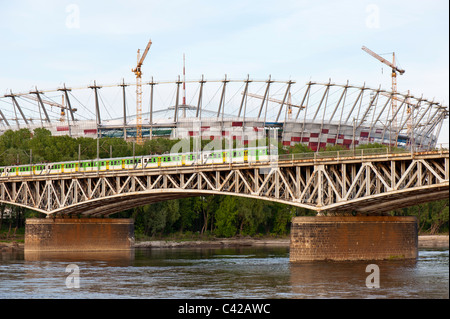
[25, 218, 134, 251]
[290, 216, 418, 261]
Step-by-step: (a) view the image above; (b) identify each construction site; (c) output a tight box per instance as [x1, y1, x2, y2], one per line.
[0, 41, 448, 151]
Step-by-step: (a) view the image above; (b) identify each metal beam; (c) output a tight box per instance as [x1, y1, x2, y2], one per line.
[174, 76, 181, 122]
[196, 75, 206, 119]
[328, 81, 349, 124]
[238, 75, 251, 118]
[216, 75, 229, 119]
[295, 82, 312, 120]
[29, 89, 51, 123]
[344, 84, 365, 124]
[6, 94, 28, 125]
[119, 79, 128, 140]
[257, 75, 272, 120]
[0, 109, 9, 127]
[57, 84, 76, 122]
[149, 77, 156, 140]
[88, 81, 102, 126]
[276, 80, 294, 122]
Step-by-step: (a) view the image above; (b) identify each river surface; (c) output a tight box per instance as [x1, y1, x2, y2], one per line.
[0, 247, 448, 299]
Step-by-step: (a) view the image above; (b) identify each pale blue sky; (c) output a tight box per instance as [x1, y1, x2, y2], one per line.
[0, 0, 448, 142]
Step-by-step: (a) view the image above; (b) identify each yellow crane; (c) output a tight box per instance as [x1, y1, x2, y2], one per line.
[132, 39, 152, 144]
[362, 46, 405, 131]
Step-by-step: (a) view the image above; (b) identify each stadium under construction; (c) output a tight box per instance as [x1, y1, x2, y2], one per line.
[0, 75, 448, 152]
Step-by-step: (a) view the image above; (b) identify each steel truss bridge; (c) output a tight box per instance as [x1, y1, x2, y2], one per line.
[0, 149, 448, 216]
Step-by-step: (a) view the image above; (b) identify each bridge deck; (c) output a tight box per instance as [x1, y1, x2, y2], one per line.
[1, 150, 448, 216]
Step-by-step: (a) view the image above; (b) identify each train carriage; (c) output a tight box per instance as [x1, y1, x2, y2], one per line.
[0, 146, 270, 177]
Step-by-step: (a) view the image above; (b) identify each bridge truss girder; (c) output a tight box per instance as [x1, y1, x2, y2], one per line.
[0, 152, 448, 216]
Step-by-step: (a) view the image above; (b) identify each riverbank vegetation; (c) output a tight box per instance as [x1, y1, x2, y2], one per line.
[0, 128, 448, 240]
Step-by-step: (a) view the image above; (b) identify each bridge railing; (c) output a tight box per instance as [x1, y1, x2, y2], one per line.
[277, 143, 449, 162]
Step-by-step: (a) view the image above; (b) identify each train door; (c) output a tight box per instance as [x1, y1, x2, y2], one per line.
[157, 157, 161, 167]
[106, 161, 110, 170]
[181, 155, 186, 166]
[244, 150, 248, 163]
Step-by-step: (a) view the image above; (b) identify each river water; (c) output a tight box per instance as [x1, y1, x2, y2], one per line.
[0, 246, 448, 299]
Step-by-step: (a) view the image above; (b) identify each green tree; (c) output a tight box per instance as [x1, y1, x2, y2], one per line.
[214, 196, 238, 237]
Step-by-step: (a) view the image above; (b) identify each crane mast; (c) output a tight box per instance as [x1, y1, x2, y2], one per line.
[361, 46, 405, 134]
[132, 39, 152, 144]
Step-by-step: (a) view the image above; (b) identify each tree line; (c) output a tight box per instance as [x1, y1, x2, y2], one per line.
[0, 128, 448, 239]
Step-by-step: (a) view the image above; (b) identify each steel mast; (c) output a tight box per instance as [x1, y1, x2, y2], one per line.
[132, 39, 152, 144]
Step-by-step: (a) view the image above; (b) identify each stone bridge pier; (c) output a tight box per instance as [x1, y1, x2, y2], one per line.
[289, 215, 418, 261]
[25, 218, 134, 252]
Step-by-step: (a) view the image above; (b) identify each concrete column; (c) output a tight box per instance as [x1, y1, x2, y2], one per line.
[290, 216, 418, 262]
[25, 218, 134, 252]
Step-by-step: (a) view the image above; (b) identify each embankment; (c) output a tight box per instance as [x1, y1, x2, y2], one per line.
[1, 235, 448, 251]
[134, 235, 449, 249]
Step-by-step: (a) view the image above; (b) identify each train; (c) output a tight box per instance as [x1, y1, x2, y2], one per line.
[0, 146, 270, 177]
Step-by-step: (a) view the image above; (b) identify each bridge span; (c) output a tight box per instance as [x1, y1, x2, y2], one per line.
[1, 149, 448, 216]
[4, 148, 447, 261]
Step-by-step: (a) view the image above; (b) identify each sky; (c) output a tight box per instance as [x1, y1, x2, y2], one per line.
[0, 0, 448, 143]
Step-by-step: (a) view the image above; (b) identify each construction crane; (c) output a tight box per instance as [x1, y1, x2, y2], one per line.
[361, 46, 405, 132]
[132, 39, 152, 144]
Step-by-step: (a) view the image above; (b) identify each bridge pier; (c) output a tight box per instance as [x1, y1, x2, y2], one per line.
[24, 218, 134, 252]
[289, 216, 418, 262]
